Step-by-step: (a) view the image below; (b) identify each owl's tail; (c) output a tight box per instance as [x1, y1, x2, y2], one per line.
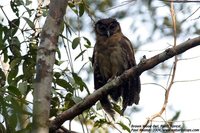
[121, 76, 141, 115]
[100, 96, 115, 119]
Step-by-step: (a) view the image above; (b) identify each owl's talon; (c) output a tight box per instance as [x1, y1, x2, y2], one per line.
[139, 55, 147, 65]
[107, 76, 117, 82]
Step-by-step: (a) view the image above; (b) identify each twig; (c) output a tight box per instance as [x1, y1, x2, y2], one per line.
[182, 7, 200, 22]
[139, 2, 178, 132]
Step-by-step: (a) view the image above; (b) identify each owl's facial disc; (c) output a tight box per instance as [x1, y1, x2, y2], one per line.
[95, 18, 121, 37]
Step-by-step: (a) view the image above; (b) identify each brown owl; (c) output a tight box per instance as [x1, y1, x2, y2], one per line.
[92, 18, 141, 118]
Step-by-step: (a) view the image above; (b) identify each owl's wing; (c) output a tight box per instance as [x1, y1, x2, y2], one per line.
[92, 46, 106, 90]
[92, 46, 115, 118]
[120, 36, 141, 113]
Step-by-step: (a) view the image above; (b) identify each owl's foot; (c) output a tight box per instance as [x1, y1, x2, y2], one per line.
[107, 75, 117, 83]
[139, 55, 147, 65]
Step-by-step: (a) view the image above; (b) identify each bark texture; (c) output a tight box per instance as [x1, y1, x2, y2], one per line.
[32, 0, 67, 132]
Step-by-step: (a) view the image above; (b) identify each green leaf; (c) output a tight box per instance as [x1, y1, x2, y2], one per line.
[68, 2, 75, 8]
[10, 58, 21, 69]
[7, 66, 19, 85]
[3, 49, 8, 62]
[65, 93, 75, 108]
[15, 75, 24, 85]
[0, 123, 6, 133]
[0, 95, 7, 106]
[22, 58, 35, 81]
[96, 102, 102, 110]
[94, 119, 109, 127]
[171, 111, 180, 121]
[72, 96, 82, 103]
[50, 108, 59, 117]
[23, 17, 35, 29]
[9, 37, 21, 57]
[72, 37, 80, 49]
[112, 102, 122, 115]
[83, 37, 91, 48]
[60, 21, 65, 33]
[55, 60, 65, 66]
[54, 72, 61, 79]
[25, 0, 32, 5]
[18, 81, 28, 95]
[51, 97, 60, 107]
[56, 47, 61, 60]
[9, 19, 20, 36]
[10, 0, 19, 17]
[10, 97, 25, 113]
[79, 3, 84, 17]
[7, 86, 21, 97]
[0, 24, 4, 50]
[15, 0, 24, 5]
[65, 93, 73, 100]
[9, 113, 17, 131]
[2, 26, 9, 42]
[72, 8, 78, 15]
[42, 9, 48, 17]
[117, 122, 131, 133]
[72, 72, 88, 91]
[0, 68, 6, 87]
[56, 79, 73, 92]
[24, 6, 33, 17]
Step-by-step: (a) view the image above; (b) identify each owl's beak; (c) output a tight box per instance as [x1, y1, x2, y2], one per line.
[106, 30, 110, 37]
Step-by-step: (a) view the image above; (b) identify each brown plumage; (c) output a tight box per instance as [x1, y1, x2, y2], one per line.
[92, 18, 141, 118]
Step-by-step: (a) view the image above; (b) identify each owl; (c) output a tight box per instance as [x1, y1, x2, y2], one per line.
[92, 18, 141, 118]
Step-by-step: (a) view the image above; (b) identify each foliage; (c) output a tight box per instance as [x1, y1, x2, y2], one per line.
[0, 0, 199, 132]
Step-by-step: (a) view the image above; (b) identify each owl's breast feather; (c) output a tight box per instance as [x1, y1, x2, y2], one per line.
[95, 43, 125, 80]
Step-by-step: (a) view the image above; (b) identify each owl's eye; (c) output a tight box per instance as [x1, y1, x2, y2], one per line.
[97, 24, 106, 31]
[109, 23, 117, 30]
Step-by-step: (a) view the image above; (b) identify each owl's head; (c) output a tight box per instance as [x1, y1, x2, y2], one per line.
[95, 18, 121, 37]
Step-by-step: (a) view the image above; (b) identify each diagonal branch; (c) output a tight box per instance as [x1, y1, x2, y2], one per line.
[49, 36, 200, 132]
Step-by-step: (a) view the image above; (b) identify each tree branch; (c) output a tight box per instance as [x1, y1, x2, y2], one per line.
[49, 36, 200, 132]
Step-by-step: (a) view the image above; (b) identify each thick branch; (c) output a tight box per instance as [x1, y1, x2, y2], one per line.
[32, 0, 67, 132]
[49, 36, 200, 132]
